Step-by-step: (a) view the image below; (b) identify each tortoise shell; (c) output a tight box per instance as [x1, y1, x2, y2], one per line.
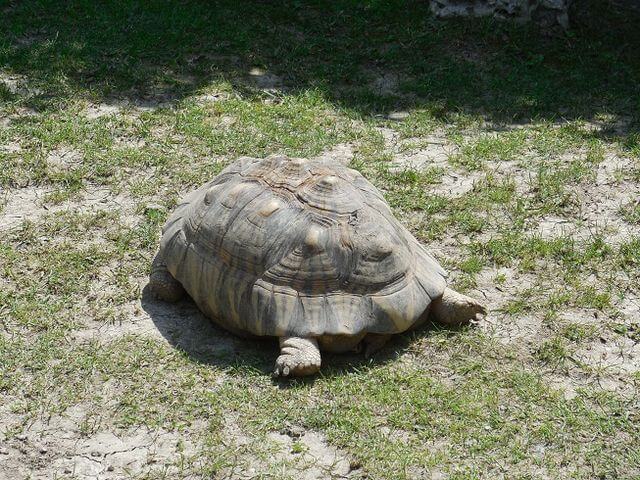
[159, 155, 447, 338]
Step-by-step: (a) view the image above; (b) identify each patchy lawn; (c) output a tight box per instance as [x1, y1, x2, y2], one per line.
[1, 0, 639, 479]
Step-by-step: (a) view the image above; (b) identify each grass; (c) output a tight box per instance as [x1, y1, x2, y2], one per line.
[1, 0, 639, 479]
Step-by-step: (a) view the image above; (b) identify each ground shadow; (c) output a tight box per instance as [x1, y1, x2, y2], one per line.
[1, 0, 639, 129]
[140, 283, 277, 375]
[140, 283, 450, 382]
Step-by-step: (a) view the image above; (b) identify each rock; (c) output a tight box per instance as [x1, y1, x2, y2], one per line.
[387, 111, 410, 121]
[429, 0, 572, 31]
[281, 423, 305, 438]
[247, 67, 283, 90]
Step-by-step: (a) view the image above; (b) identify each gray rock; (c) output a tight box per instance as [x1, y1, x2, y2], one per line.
[387, 111, 410, 121]
[430, 0, 572, 31]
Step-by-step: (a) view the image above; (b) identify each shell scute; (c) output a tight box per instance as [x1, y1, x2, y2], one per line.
[297, 174, 363, 214]
[242, 155, 313, 190]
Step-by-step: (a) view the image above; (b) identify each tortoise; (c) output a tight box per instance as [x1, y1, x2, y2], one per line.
[149, 155, 485, 377]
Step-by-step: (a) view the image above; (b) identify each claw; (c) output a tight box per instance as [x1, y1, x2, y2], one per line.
[273, 360, 293, 378]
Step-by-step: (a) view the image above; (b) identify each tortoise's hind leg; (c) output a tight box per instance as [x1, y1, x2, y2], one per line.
[431, 288, 486, 325]
[149, 250, 185, 302]
[363, 333, 392, 359]
[273, 337, 321, 377]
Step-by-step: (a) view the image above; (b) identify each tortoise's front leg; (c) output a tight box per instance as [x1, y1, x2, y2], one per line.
[273, 337, 321, 377]
[431, 288, 486, 325]
[149, 250, 185, 302]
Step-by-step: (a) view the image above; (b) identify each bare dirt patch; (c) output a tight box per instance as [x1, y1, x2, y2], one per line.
[0, 406, 200, 480]
[531, 151, 640, 245]
[0, 141, 21, 154]
[84, 103, 121, 120]
[576, 334, 640, 376]
[475, 267, 541, 343]
[0, 185, 137, 231]
[193, 91, 230, 105]
[83, 96, 177, 118]
[393, 136, 455, 170]
[220, 415, 357, 480]
[1, 106, 39, 127]
[262, 430, 355, 480]
[0, 71, 41, 96]
[312, 142, 354, 166]
[0, 186, 51, 231]
[0, 72, 24, 94]
[45, 146, 83, 170]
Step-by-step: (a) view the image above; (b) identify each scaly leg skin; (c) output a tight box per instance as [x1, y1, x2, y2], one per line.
[273, 337, 321, 377]
[363, 333, 392, 359]
[431, 288, 486, 325]
[149, 250, 185, 302]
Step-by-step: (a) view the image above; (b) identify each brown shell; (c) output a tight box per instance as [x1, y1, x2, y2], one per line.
[160, 155, 447, 337]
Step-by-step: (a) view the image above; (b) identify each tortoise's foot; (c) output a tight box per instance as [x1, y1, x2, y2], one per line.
[432, 288, 486, 325]
[273, 337, 321, 378]
[149, 252, 185, 302]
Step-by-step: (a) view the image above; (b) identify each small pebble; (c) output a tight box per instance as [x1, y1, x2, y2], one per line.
[387, 111, 410, 121]
[283, 424, 304, 438]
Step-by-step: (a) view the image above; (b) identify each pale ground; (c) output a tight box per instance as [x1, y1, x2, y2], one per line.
[1, 115, 638, 478]
[1, 35, 640, 476]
